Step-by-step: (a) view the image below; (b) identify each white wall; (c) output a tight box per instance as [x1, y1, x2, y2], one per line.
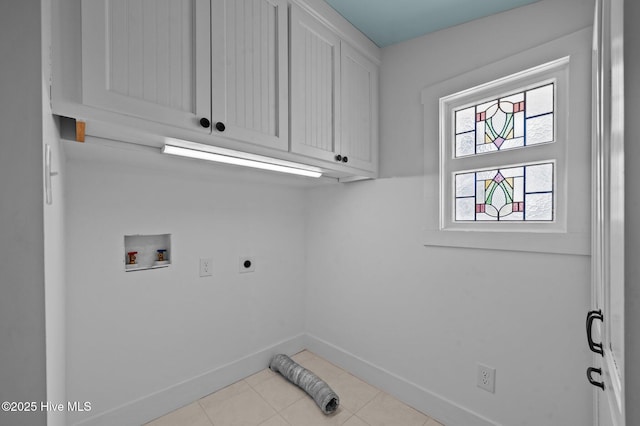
[0, 2, 48, 426]
[305, 0, 594, 425]
[42, 1, 68, 425]
[64, 142, 311, 425]
[42, 113, 67, 426]
[306, 178, 591, 426]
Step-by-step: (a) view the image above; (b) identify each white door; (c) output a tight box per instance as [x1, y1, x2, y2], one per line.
[81, 0, 211, 132]
[590, 0, 625, 425]
[211, 0, 289, 150]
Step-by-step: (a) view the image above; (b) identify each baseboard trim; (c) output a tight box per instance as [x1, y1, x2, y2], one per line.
[304, 334, 500, 426]
[73, 334, 306, 426]
[73, 333, 498, 426]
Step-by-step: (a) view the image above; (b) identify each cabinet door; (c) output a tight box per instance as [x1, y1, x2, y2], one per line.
[340, 42, 378, 172]
[211, 0, 288, 150]
[82, 0, 211, 133]
[290, 5, 341, 162]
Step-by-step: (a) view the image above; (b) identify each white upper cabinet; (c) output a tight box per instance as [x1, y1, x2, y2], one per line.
[340, 41, 378, 173]
[290, 4, 378, 173]
[81, 0, 288, 149]
[211, 0, 289, 150]
[62, 0, 379, 178]
[82, 0, 212, 133]
[290, 4, 341, 163]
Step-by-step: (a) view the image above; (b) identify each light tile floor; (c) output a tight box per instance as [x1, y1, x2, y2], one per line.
[145, 350, 445, 426]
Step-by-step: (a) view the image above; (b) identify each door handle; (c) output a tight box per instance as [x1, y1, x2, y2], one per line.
[586, 367, 605, 390]
[586, 310, 604, 356]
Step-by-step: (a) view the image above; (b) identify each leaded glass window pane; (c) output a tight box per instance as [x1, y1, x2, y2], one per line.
[454, 83, 554, 157]
[454, 163, 554, 221]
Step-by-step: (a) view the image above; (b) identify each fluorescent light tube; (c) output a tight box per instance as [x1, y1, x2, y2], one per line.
[162, 144, 322, 178]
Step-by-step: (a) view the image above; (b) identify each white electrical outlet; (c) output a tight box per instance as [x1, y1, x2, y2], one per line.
[199, 258, 213, 277]
[239, 256, 255, 273]
[477, 364, 496, 393]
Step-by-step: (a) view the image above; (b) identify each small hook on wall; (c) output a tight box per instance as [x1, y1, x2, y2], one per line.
[45, 144, 59, 205]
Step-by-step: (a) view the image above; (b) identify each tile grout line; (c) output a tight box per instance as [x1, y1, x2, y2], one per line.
[195, 399, 216, 426]
[245, 372, 309, 416]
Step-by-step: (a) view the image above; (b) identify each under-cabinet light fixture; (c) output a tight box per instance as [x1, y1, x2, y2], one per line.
[162, 142, 322, 178]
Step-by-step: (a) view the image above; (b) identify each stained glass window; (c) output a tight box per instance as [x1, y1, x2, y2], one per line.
[455, 163, 554, 221]
[454, 83, 554, 157]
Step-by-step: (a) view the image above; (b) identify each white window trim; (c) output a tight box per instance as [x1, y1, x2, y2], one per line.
[421, 29, 592, 255]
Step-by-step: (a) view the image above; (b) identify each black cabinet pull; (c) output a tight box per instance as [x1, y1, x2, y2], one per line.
[215, 122, 226, 132]
[335, 154, 342, 162]
[586, 310, 604, 356]
[200, 117, 211, 128]
[342, 156, 348, 163]
[587, 367, 605, 390]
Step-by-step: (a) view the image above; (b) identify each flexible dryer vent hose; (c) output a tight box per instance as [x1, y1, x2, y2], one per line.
[269, 354, 339, 415]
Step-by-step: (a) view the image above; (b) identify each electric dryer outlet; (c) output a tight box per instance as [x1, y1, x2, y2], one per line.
[239, 257, 255, 273]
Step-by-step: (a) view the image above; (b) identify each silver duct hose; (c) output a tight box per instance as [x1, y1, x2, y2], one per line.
[269, 354, 340, 415]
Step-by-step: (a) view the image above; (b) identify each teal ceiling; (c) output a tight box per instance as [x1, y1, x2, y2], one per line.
[325, 0, 541, 47]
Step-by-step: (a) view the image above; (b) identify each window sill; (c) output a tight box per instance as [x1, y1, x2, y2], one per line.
[423, 229, 589, 255]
